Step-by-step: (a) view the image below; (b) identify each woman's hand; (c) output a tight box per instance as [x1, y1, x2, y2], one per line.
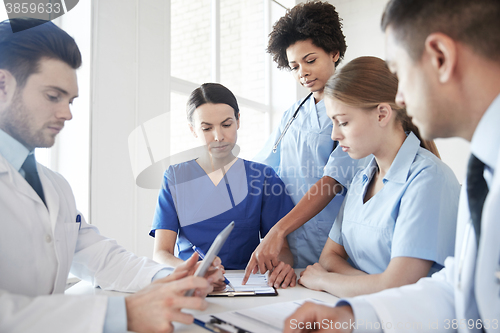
[243, 228, 285, 284]
[268, 261, 297, 289]
[298, 263, 329, 291]
[199, 255, 226, 291]
[209, 263, 227, 291]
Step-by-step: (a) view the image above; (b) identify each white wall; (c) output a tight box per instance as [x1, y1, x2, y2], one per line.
[91, 1, 171, 257]
[56, 0, 91, 218]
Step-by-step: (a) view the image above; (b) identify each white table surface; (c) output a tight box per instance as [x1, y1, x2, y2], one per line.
[65, 270, 339, 332]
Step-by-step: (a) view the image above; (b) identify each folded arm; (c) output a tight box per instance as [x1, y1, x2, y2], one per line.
[318, 238, 368, 276]
[300, 240, 433, 297]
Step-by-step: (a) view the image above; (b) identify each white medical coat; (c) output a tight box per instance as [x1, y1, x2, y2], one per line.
[0, 153, 166, 333]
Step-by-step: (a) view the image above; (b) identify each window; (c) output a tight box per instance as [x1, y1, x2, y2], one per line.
[169, 0, 275, 160]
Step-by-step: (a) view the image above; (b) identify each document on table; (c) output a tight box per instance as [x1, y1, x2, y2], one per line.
[195, 298, 330, 332]
[208, 273, 277, 296]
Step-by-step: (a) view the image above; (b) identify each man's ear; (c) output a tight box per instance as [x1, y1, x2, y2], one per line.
[0, 69, 16, 103]
[236, 112, 240, 130]
[376, 103, 393, 127]
[424, 33, 457, 84]
[189, 124, 197, 138]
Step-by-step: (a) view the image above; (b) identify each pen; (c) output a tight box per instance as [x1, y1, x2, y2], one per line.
[209, 315, 251, 333]
[193, 318, 233, 333]
[193, 318, 226, 333]
[76, 214, 81, 230]
[192, 245, 235, 291]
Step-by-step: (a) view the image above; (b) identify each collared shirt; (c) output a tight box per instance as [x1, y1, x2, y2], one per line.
[339, 94, 500, 333]
[0, 129, 30, 173]
[466, 93, 500, 327]
[254, 97, 365, 267]
[329, 132, 460, 275]
[470, 95, 500, 182]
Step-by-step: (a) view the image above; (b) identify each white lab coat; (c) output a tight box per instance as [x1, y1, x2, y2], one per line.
[354, 178, 500, 332]
[0, 153, 167, 333]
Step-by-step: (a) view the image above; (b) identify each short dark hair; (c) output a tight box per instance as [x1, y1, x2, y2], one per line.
[0, 18, 82, 88]
[186, 83, 240, 124]
[381, 0, 500, 62]
[267, 0, 346, 70]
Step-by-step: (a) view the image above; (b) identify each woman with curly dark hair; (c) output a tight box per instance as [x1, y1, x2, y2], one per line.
[244, 1, 367, 285]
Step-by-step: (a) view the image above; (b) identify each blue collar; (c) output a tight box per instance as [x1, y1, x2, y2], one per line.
[362, 131, 421, 185]
[0, 129, 30, 171]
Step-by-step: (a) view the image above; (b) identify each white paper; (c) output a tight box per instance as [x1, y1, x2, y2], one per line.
[196, 298, 329, 333]
[222, 272, 275, 293]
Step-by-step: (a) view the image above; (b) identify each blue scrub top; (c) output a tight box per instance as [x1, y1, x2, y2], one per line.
[150, 158, 294, 270]
[254, 96, 366, 267]
[329, 132, 460, 275]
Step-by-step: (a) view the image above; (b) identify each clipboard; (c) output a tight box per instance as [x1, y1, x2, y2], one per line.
[208, 288, 277, 297]
[207, 273, 278, 297]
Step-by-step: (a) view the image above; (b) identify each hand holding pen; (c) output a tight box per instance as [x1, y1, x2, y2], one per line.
[192, 245, 235, 291]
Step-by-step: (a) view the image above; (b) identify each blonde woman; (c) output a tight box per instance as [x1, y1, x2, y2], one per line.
[299, 57, 460, 297]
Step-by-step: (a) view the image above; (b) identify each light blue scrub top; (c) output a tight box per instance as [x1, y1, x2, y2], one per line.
[329, 132, 461, 275]
[254, 96, 365, 268]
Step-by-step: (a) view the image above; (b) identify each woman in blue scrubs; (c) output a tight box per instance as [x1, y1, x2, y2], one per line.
[298, 56, 460, 297]
[150, 83, 297, 288]
[245, 1, 365, 280]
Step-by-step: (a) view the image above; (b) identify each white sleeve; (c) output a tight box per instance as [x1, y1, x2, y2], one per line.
[70, 214, 170, 292]
[0, 290, 108, 333]
[337, 298, 383, 333]
[338, 257, 456, 332]
[103, 297, 127, 333]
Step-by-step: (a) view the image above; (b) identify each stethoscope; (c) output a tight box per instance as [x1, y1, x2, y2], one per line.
[272, 92, 313, 153]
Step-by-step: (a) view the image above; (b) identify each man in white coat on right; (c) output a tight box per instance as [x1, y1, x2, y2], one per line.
[284, 0, 500, 332]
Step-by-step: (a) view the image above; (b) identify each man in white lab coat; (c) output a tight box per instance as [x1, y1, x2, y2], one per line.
[284, 0, 500, 332]
[0, 18, 220, 333]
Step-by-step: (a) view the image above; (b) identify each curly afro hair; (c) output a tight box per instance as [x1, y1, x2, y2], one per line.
[267, 0, 347, 70]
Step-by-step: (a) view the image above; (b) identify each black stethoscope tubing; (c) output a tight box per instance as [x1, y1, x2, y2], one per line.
[272, 92, 313, 153]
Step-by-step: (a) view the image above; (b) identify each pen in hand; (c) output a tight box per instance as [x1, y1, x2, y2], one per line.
[192, 245, 235, 291]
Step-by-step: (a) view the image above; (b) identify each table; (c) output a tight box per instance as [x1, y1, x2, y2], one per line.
[66, 270, 339, 332]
